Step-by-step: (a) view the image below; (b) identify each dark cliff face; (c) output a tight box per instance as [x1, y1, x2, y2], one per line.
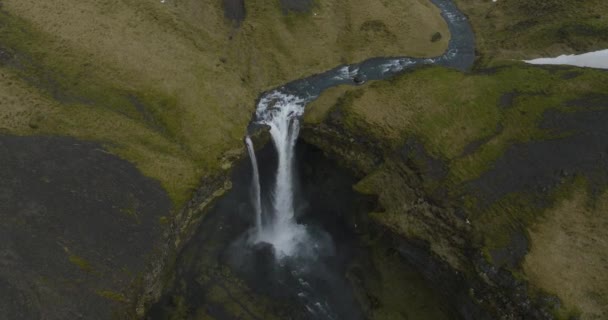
[299, 63, 608, 320]
[298, 108, 580, 320]
[0, 134, 235, 319]
[0, 135, 171, 319]
[147, 140, 456, 320]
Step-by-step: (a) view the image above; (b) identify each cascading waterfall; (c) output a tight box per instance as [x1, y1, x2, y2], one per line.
[241, 0, 475, 260]
[245, 136, 262, 233]
[246, 91, 310, 258]
[231, 0, 476, 317]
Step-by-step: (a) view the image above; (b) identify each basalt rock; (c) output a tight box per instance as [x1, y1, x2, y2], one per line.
[134, 167, 236, 317]
[300, 118, 557, 320]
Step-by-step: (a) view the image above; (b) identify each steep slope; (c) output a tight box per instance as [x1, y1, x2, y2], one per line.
[302, 63, 608, 319]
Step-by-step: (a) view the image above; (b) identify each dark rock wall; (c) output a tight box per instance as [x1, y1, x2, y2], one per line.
[300, 118, 558, 320]
[0, 135, 171, 319]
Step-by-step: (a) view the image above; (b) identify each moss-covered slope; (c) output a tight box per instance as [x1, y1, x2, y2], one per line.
[0, 0, 449, 207]
[302, 64, 608, 319]
[0, 135, 172, 319]
[454, 0, 608, 62]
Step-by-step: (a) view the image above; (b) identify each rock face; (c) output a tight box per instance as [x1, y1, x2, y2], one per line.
[134, 171, 233, 317]
[146, 140, 455, 320]
[0, 134, 237, 319]
[299, 74, 608, 319]
[0, 135, 171, 319]
[300, 120, 555, 320]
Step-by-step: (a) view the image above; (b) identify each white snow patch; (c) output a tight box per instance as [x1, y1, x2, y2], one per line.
[524, 49, 608, 70]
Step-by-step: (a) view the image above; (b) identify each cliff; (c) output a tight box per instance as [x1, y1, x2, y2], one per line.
[301, 63, 608, 319]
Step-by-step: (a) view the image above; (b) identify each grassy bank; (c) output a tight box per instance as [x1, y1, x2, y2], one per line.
[307, 63, 608, 185]
[0, 0, 449, 207]
[454, 0, 608, 62]
[304, 63, 608, 318]
[524, 180, 608, 320]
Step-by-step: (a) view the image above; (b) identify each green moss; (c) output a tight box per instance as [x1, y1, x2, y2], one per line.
[0, 10, 203, 206]
[159, 216, 170, 226]
[68, 254, 93, 273]
[431, 32, 442, 42]
[194, 264, 283, 320]
[306, 63, 608, 275]
[349, 239, 451, 320]
[454, 0, 608, 61]
[553, 304, 582, 320]
[0, 0, 453, 209]
[473, 175, 590, 254]
[526, 286, 583, 320]
[96, 290, 129, 303]
[308, 63, 608, 188]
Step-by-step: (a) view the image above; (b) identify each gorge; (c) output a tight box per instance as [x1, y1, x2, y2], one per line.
[147, 0, 608, 318]
[149, 0, 479, 318]
[0, 0, 607, 319]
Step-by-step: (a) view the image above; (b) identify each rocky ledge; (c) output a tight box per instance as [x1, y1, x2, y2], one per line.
[300, 63, 608, 320]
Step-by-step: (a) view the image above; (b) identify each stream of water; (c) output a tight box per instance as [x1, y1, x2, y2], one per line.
[244, 136, 262, 232]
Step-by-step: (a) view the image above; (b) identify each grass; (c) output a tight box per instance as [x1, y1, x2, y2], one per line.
[350, 242, 451, 320]
[306, 63, 608, 251]
[472, 174, 587, 252]
[97, 290, 129, 303]
[0, 9, 223, 206]
[523, 181, 608, 320]
[355, 160, 468, 271]
[308, 63, 608, 187]
[305, 63, 608, 317]
[453, 0, 608, 62]
[231, 0, 449, 87]
[0, 0, 450, 208]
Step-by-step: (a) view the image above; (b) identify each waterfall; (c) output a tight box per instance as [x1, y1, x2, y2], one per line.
[248, 91, 309, 258]
[245, 136, 262, 233]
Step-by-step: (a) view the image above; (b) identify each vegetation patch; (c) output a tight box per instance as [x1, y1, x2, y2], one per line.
[431, 32, 443, 42]
[523, 182, 608, 320]
[305, 63, 608, 318]
[308, 63, 608, 186]
[97, 290, 129, 304]
[349, 239, 451, 320]
[0, 0, 451, 208]
[68, 254, 93, 273]
[453, 0, 608, 61]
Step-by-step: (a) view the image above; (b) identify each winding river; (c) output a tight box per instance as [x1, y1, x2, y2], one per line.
[249, 0, 475, 120]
